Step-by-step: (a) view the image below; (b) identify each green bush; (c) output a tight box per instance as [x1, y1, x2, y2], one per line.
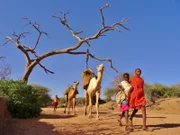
[0, 80, 42, 118]
[31, 85, 52, 107]
[104, 87, 118, 102]
[144, 83, 180, 99]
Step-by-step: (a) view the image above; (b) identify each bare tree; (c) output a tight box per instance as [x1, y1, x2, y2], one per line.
[3, 3, 129, 82]
[112, 72, 135, 88]
[0, 59, 11, 80]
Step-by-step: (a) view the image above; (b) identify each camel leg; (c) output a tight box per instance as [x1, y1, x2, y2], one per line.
[84, 90, 89, 115]
[73, 98, 76, 115]
[95, 91, 100, 120]
[64, 95, 68, 114]
[67, 100, 71, 114]
[88, 93, 93, 118]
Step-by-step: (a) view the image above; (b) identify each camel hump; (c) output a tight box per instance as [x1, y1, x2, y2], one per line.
[82, 68, 94, 90]
[63, 85, 73, 95]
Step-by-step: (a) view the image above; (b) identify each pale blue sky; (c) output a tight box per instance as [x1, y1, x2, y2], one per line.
[0, 0, 180, 98]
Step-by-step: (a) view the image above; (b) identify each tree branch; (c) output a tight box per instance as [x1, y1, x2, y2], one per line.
[66, 51, 118, 73]
[27, 3, 128, 73]
[3, 3, 129, 82]
[5, 36, 31, 64]
[52, 11, 82, 41]
[100, 3, 110, 28]
[0, 56, 5, 59]
[31, 51, 54, 74]
[84, 3, 129, 41]
[38, 62, 54, 74]
[23, 18, 49, 51]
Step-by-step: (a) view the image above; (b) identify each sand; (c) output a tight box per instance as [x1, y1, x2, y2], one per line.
[1, 98, 180, 135]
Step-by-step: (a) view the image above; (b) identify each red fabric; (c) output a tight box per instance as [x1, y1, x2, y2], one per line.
[129, 76, 146, 109]
[53, 102, 58, 107]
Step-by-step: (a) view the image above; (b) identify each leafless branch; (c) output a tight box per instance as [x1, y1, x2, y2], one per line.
[66, 51, 118, 73]
[38, 63, 54, 74]
[52, 11, 82, 41]
[0, 56, 5, 59]
[0, 60, 11, 80]
[2, 39, 11, 46]
[85, 41, 91, 46]
[5, 36, 31, 63]
[4, 3, 129, 82]
[12, 31, 31, 41]
[31, 52, 54, 74]
[22, 18, 49, 51]
[100, 3, 110, 27]
[83, 3, 129, 41]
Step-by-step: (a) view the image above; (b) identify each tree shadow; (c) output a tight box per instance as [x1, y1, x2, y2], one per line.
[92, 111, 108, 114]
[148, 123, 180, 130]
[39, 114, 75, 119]
[134, 123, 180, 131]
[2, 118, 86, 135]
[134, 114, 166, 119]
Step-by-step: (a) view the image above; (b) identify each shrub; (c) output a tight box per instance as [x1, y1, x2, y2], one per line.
[144, 83, 180, 99]
[31, 85, 52, 107]
[104, 87, 118, 101]
[0, 80, 42, 118]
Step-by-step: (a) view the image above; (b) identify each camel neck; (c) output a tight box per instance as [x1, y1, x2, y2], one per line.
[97, 71, 103, 82]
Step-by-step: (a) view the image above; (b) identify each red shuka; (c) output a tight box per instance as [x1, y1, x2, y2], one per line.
[129, 76, 146, 109]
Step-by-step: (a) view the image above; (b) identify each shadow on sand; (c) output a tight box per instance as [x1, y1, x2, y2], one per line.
[133, 123, 180, 131]
[39, 114, 75, 119]
[134, 114, 166, 119]
[2, 117, 86, 135]
[148, 123, 180, 131]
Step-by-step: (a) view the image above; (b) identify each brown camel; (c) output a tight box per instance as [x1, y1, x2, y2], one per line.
[84, 64, 104, 119]
[63, 81, 79, 115]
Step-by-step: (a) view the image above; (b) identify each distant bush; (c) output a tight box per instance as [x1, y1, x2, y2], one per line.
[104, 81, 180, 102]
[145, 83, 180, 99]
[0, 80, 48, 118]
[104, 88, 118, 102]
[31, 85, 52, 107]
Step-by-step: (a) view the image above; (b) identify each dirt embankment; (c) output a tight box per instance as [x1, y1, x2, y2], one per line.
[0, 97, 11, 129]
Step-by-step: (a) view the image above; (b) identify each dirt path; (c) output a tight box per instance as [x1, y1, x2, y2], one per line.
[2, 104, 180, 135]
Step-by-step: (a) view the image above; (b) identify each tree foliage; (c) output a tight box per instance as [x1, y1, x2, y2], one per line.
[31, 84, 52, 107]
[0, 80, 51, 118]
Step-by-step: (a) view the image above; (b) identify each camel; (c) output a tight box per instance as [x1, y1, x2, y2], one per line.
[63, 81, 79, 115]
[84, 64, 104, 119]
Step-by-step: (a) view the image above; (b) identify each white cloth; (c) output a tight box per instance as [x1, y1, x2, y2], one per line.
[120, 80, 132, 96]
[116, 81, 132, 106]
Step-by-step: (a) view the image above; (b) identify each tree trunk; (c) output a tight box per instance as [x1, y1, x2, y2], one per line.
[22, 63, 36, 83]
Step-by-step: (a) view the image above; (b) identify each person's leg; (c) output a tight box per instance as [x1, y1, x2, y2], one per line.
[118, 111, 125, 126]
[141, 106, 147, 130]
[125, 110, 129, 126]
[54, 105, 56, 111]
[129, 109, 138, 126]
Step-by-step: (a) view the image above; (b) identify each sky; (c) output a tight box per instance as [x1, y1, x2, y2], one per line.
[0, 0, 180, 98]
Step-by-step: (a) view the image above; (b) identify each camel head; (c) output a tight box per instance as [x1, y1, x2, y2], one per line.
[96, 64, 104, 73]
[74, 81, 79, 86]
